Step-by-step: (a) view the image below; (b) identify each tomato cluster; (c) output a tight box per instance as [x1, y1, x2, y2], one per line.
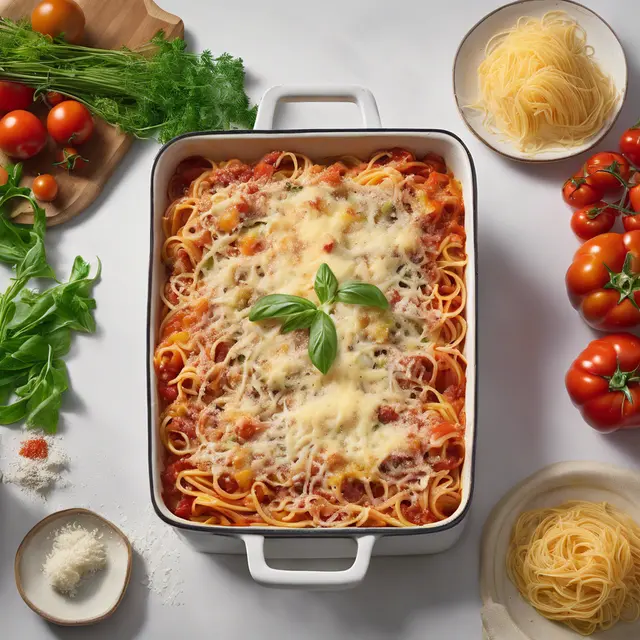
[564, 123, 640, 432]
[0, 87, 93, 201]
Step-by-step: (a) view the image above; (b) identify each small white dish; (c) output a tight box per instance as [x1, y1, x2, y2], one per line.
[480, 461, 640, 639]
[15, 508, 132, 626]
[453, 0, 628, 163]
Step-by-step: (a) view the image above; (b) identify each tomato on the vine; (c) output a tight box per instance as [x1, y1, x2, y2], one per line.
[0, 81, 35, 113]
[45, 91, 64, 107]
[566, 231, 640, 330]
[46, 100, 93, 145]
[584, 151, 630, 192]
[620, 126, 640, 166]
[0, 110, 47, 159]
[623, 185, 640, 232]
[32, 174, 58, 202]
[566, 333, 640, 432]
[54, 146, 87, 171]
[570, 201, 617, 241]
[563, 173, 603, 208]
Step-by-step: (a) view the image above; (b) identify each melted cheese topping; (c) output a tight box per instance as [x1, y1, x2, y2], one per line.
[186, 175, 450, 485]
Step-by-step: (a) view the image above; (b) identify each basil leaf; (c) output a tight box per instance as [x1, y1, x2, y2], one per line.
[308, 311, 337, 374]
[314, 263, 338, 305]
[281, 309, 318, 334]
[336, 282, 389, 310]
[249, 294, 316, 321]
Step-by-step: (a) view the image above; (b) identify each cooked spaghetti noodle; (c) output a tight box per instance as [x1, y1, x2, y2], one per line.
[507, 501, 640, 636]
[155, 148, 467, 528]
[470, 11, 618, 152]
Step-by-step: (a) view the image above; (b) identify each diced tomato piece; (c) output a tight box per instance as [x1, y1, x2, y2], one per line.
[323, 239, 335, 253]
[174, 495, 195, 519]
[342, 478, 365, 502]
[253, 161, 275, 181]
[235, 417, 264, 441]
[214, 341, 231, 363]
[218, 473, 239, 494]
[378, 405, 399, 423]
[159, 382, 178, 402]
[401, 503, 436, 525]
[319, 162, 347, 185]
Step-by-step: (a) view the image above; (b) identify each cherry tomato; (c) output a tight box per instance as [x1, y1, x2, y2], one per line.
[566, 231, 640, 330]
[0, 166, 7, 186]
[570, 201, 617, 241]
[566, 333, 640, 432]
[623, 186, 640, 232]
[631, 184, 640, 213]
[620, 126, 640, 166]
[32, 174, 58, 202]
[54, 146, 87, 171]
[45, 91, 64, 107]
[31, 0, 85, 44]
[563, 173, 603, 208]
[46, 100, 93, 145]
[0, 81, 35, 113]
[584, 151, 630, 192]
[0, 111, 47, 159]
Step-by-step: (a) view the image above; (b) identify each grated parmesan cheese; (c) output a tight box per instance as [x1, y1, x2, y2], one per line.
[43, 523, 107, 596]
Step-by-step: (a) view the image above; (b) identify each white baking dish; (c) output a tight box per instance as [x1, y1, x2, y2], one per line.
[147, 86, 478, 588]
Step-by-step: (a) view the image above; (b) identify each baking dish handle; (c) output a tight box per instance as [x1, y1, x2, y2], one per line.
[241, 534, 377, 589]
[254, 85, 381, 130]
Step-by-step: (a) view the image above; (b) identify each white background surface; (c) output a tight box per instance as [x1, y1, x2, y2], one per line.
[1, 0, 640, 638]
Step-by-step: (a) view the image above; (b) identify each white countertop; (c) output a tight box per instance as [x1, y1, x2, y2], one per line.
[1, 0, 640, 638]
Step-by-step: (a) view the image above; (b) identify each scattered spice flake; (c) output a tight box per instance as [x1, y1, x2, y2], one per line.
[3, 434, 69, 498]
[19, 437, 49, 460]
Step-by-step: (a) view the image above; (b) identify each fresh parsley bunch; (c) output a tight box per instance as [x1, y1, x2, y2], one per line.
[249, 264, 389, 374]
[0, 165, 100, 432]
[0, 19, 256, 142]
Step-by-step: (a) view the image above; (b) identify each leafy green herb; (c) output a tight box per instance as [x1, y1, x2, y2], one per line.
[0, 164, 99, 432]
[249, 264, 388, 374]
[335, 281, 389, 310]
[280, 310, 317, 334]
[308, 312, 338, 375]
[0, 19, 256, 142]
[285, 183, 303, 193]
[314, 263, 339, 304]
[248, 294, 316, 321]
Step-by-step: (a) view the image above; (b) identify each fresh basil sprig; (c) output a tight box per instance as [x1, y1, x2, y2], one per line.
[249, 264, 388, 374]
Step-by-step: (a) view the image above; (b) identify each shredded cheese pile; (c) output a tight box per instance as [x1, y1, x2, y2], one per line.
[43, 523, 107, 596]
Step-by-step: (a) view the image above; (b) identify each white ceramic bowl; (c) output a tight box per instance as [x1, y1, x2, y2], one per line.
[15, 508, 132, 626]
[480, 461, 640, 639]
[453, 0, 627, 162]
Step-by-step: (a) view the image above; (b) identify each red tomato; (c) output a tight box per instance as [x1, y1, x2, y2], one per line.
[0, 166, 7, 186]
[563, 173, 603, 208]
[584, 151, 631, 192]
[54, 146, 87, 171]
[31, 0, 85, 44]
[622, 186, 640, 232]
[174, 495, 195, 519]
[630, 184, 640, 213]
[45, 91, 64, 107]
[0, 81, 35, 112]
[0, 111, 47, 159]
[570, 202, 616, 241]
[620, 126, 640, 166]
[566, 333, 640, 432]
[46, 100, 93, 145]
[32, 174, 58, 202]
[566, 231, 640, 330]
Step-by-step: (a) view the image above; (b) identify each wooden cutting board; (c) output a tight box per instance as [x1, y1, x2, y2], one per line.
[0, 0, 184, 225]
